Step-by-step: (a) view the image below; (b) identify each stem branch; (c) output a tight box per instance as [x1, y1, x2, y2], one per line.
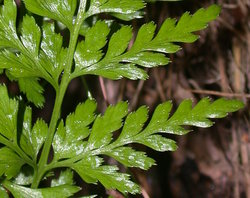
[31, 0, 88, 188]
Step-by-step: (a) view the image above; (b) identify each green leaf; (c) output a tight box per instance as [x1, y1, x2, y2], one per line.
[105, 26, 132, 59]
[18, 78, 45, 108]
[0, 84, 47, 161]
[117, 106, 148, 142]
[0, 187, 8, 198]
[3, 180, 80, 198]
[56, 97, 243, 195]
[23, 0, 77, 30]
[73, 157, 140, 194]
[73, 5, 220, 80]
[154, 5, 221, 44]
[53, 100, 97, 160]
[13, 166, 34, 185]
[0, 0, 19, 48]
[73, 156, 103, 184]
[39, 22, 66, 81]
[87, 101, 128, 150]
[136, 135, 178, 152]
[53, 121, 86, 160]
[204, 98, 245, 118]
[104, 147, 155, 170]
[110, 11, 144, 21]
[121, 52, 170, 67]
[30, 119, 48, 159]
[167, 98, 244, 129]
[0, 84, 18, 141]
[66, 100, 97, 140]
[74, 21, 110, 71]
[20, 15, 41, 56]
[143, 101, 172, 134]
[0, 51, 37, 78]
[88, 0, 145, 19]
[51, 169, 74, 187]
[146, 0, 181, 2]
[19, 106, 47, 160]
[0, 147, 25, 179]
[91, 165, 140, 194]
[19, 107, 35, 158]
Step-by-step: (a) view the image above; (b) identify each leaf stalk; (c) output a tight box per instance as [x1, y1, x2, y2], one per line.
[31, 0, 88, 188]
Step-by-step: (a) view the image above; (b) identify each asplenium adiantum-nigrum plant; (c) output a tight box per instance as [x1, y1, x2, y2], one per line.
[0, 0, 244, 197]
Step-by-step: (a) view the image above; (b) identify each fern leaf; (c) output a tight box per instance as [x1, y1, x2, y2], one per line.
[72, 5, 220, 80]
[39, 22, 67, 82]
[87, 0, 145, 20]
[18, 78, 45, 108]
[52, 100, 97, 160]
[0, 85, 18, 141]
[23, 0, 77, 30]
[0, 0, 18, 48]
[51, 169, 74, 187]
[51, 97, 243, 194]
[21, 15, 41, 56]
[72, 156, 140, 194]
[2, 180, 80, 198]
[0, 148, 25, 179]
[0, 84, 47, 162]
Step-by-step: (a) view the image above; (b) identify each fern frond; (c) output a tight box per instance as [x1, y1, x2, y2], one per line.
[50, 97, 243, 194]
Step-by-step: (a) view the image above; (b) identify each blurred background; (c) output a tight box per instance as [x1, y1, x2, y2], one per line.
[0, 0, 249, 197]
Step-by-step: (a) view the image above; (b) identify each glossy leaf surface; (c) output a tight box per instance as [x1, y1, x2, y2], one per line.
[51, 97, 243, 194]
[23, 0, 77, 30]
[73, 5, 220, 80]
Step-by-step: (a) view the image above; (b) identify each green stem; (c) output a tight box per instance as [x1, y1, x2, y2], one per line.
[31, 0, 88, 189]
